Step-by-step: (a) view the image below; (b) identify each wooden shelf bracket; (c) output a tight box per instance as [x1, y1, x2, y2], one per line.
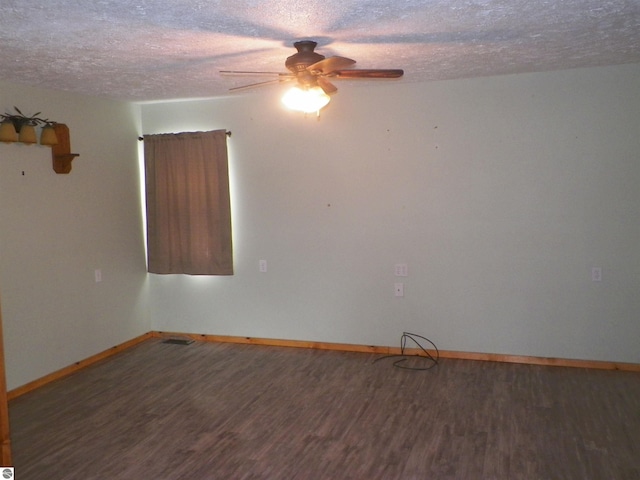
[51, 123, 79, 174]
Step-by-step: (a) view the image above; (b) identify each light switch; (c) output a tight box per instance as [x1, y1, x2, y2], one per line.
[395, 264, 408, 277]
[259, 260, 267, 273]
[394, 282, 404, 297]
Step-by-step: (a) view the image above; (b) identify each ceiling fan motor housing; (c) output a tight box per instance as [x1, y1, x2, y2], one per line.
[285, 41, 325, 73]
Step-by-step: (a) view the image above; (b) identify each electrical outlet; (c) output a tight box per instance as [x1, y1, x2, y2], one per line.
[259, 260, 267, 273]
[591, 267, 602, 282]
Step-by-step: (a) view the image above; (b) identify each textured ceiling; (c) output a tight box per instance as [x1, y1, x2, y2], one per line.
[0, 0, 639, 102]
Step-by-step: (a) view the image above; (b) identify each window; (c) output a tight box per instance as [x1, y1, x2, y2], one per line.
[143, 130, 233, 275]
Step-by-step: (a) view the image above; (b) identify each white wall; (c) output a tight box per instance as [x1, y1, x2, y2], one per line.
[141, 63, 640, 364]
[4, 63, 634, 393]
[0, 82, 149, 389]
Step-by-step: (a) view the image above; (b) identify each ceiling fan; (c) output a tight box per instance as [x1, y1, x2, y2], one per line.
[220, 40, 404, 113]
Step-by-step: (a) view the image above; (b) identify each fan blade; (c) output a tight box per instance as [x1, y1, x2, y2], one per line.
[317, 77, 338, 95]
[220, 70, 294, 77]
[307, 56, 356, 74]
[229, 77, 293, 91]
[335, 69, 404, 79]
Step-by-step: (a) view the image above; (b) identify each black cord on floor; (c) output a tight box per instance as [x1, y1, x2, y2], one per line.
[373, 332, 439, 371]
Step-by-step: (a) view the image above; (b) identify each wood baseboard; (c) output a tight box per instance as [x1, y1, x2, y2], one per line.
[7, 333, 154, 401]
[8, 330, 639, 400]
[151, 331, 391, 354]
[152, 331, 640, 372]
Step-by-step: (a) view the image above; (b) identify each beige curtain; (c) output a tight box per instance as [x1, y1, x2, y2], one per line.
[144, 130, 233, 275]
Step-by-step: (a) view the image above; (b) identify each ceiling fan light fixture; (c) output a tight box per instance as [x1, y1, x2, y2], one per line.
[281, 85, 330, 114]
[225, 40, 403, 111]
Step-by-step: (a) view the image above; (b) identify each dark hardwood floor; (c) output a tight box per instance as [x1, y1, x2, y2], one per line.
[8, 338, 640, 479]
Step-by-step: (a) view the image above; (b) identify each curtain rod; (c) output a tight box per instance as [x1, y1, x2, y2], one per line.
[138, 131, 232, 141]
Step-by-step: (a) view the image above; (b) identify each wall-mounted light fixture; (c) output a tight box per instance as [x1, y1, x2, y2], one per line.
[0, 107, 79, 173]
[0, 107, 59, 146]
